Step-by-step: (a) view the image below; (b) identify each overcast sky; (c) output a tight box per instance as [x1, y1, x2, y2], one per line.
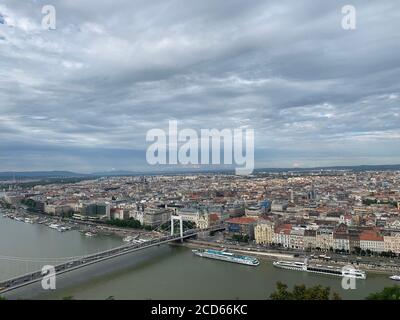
[0, 0, 399, 172]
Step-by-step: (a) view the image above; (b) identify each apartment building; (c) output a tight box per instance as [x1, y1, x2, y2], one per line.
[383, 232, 400, 254]
[178, 207, 210, 229]
[315, 228, 334, 251]
[289, 228, 305, 249]
[226, 217, 257, 239]
[273, 224, 292, 248]
[303, 229, 317, 250]
[142, 208, 173, 228]
[359, 229, 384, 252]
[254, 221, 274, 245]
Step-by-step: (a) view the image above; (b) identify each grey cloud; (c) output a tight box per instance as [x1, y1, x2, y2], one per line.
[0, 0, 399, 171]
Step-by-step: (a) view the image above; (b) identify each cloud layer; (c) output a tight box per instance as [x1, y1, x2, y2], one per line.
[0, 0, 399, 171]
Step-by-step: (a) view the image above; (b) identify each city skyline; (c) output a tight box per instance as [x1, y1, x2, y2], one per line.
[1, 0, 400, 172]
[2, 167, 400, 300]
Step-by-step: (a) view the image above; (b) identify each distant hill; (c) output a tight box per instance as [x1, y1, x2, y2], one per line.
[90, 170, 140, 176]
[0, 164, 399, 180]
[255, 164, 400, 173]
[0, 171, 90, 180]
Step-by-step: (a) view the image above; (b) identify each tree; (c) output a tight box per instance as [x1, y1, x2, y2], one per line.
[61, 210, 74, 218]
[269, 282, 292, 300]
[21, 198, 36, 207]
[105, 218, 141, 229]
[231, 234, 249, 243]
[388, 250, 397, 258]
[363, 198, 378, 206]
[366, 286, 400, 300]
[62, 296, 74, 300]
[0, 296, 6, 300]
[269, 282, 341, 300]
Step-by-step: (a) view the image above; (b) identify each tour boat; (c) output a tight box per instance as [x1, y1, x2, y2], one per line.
[192, 249, 259, 266]
[273, 260, 366, 279]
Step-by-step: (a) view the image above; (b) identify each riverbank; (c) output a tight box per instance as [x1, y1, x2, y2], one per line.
[0, 213, 124, 284]
[0, 205, 159, 241]
[0, 225, 396, 301]
[182, 240, 295, 261]
[182, 239, 400, 275]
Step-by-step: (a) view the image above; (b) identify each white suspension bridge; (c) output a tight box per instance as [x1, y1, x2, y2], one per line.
[0, 216, 225, 294]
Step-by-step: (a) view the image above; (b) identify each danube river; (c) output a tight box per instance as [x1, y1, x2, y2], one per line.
[0, 214, 395, 300]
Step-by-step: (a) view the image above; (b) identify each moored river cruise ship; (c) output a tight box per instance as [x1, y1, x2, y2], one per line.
[273, 260, 366, 279]
[192, 249, 260, 266]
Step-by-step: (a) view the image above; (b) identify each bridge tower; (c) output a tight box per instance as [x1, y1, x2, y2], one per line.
[171, 215, 183, 242]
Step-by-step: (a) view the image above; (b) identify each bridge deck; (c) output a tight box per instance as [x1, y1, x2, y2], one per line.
[0, 225, 224, 294]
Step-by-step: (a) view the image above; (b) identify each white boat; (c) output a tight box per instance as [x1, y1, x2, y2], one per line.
[123, 236, 134, 242]
[49, 224, 59, 229]
[85, 232, 95, 237]
[25, 217, 34, 224]
[390, 275, 400, 281]
[273, 260, 366, 279]
[192, 249, 260, 266]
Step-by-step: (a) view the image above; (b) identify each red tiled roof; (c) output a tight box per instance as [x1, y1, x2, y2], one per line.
[359, 230, 383, 241]
[274, 223, 292, 234]
[226, 217, 257, 225]
[209, 213, 220, 222]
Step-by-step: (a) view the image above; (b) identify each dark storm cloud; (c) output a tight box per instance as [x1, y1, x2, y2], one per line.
[0, 0, 399, 171]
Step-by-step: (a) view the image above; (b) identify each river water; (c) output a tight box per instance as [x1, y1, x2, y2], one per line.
[0, 214, 396, 300]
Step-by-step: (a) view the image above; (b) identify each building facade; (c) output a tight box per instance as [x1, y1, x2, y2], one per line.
[254, 221, 274, 245]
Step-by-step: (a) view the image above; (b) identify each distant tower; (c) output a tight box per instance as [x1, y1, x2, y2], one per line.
[290, 189, 294, 203]
[309, 185, 316, 201]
